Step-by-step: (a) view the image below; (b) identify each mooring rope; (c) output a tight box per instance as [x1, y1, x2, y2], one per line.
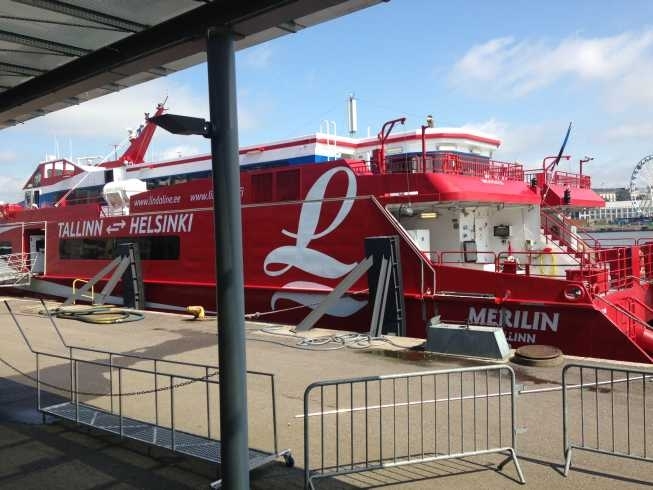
[0, 356, 218, 398]
[51, 306, 144, 324]
[248, 325, 408, 351]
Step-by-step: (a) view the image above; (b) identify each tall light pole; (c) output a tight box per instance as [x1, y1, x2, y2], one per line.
[148, 26, 250, 490]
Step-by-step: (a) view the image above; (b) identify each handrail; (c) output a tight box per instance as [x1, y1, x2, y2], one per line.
[541, 208, 596, 255]
[435, 250, 497, 265]
[72, 278, 94, 305]
[623, 296, 653, 331]
[370, 195, 437, 294]
[356, 151, 525, 181]
[24, 299, 276, 377]
[594, 294, 653, 334]
[495, 249, 582, 261]
[524, 169, 591, 189]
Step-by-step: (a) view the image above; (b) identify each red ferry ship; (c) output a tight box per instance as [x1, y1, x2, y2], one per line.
[1, 103, 652, 363]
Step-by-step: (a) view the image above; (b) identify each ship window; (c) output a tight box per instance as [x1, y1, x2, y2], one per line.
[24, 190, 40, 208]
[59, 236, 180, 260]
[68, 188, 95, 204]
[252, 173, 273, 202]
[276, 170, 300, 201]
[0, 241, 11, 255]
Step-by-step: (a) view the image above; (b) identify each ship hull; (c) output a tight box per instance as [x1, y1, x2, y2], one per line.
[2, 162, 652, 363]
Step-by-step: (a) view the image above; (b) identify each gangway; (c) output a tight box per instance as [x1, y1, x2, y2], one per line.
[0, 253, 35, 286]
[4, 299, 293, 488]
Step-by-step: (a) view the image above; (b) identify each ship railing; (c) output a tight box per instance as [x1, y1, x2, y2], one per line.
[562, 363, 653, 477]
[350, 153, 525, 182]
[370, 197, 437, 296]
[541, 209, 598, 261]
[425, 248, 585, 279]
[100, 204, 129, 217]
[415, 153, 524, 181]
[348, 159, 378, 175]
[593, 294, 653, 340]
[639, 242, 653, 282]
[577, 235, 653, 249]
[426, 245, 641, 291]
[497, 250, 584, 279]
[0, 252, 36, 286]
[524, 170, 591, 189]
[428, 250, 498, 269]
[548, 170, 592, 189]
[571, 238, 653, 289]
[303, 365, 525, 489]
[588, 246, 638, 291]
[3, 299, 292, 485]
[623, 297, 653, 336]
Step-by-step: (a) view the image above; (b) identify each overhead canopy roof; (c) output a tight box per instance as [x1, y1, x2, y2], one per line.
[542, 184, 605, 208]
[0, 0, 383, 129]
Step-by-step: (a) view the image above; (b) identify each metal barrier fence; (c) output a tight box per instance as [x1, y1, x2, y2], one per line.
[562, 363, 653, 476]
[4, 299, 292, 486]
[303, 365, 525, 489]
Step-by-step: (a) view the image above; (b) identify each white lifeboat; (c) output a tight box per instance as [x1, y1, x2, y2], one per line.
[102, 178, 146, 215]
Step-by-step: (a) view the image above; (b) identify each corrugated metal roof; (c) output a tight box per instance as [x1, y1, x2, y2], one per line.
[0, 0, 384, 129]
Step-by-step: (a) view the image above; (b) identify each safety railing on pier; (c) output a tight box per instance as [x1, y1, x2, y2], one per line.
[303, 365, 525, 489]
[4, 300, 292, 486]
[562, 363, 653, 476]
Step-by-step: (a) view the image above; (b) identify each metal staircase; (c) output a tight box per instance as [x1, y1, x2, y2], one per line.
[540, 208, 594, 259]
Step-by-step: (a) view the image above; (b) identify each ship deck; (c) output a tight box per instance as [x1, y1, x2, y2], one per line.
[0, 297, 651, 489]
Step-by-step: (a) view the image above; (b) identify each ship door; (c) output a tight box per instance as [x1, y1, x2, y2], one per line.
[29, 234, 45, 274]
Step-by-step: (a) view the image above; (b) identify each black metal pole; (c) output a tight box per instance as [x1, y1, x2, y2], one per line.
[206, 27, 249, 489]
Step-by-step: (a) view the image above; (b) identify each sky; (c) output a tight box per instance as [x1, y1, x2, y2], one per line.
[0, 0, 652, 202]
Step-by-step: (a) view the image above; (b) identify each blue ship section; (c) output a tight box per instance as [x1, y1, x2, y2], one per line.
[34, 184, 105, 208]
[240, 154, 330, 171]
[31, 149, 490, 208]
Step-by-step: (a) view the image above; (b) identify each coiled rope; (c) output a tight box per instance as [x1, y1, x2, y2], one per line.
[51, 306, 144, 324]
[248, 325, 407, 351]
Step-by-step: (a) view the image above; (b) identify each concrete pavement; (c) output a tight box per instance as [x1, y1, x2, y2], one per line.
[0, 297, 651, 489]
